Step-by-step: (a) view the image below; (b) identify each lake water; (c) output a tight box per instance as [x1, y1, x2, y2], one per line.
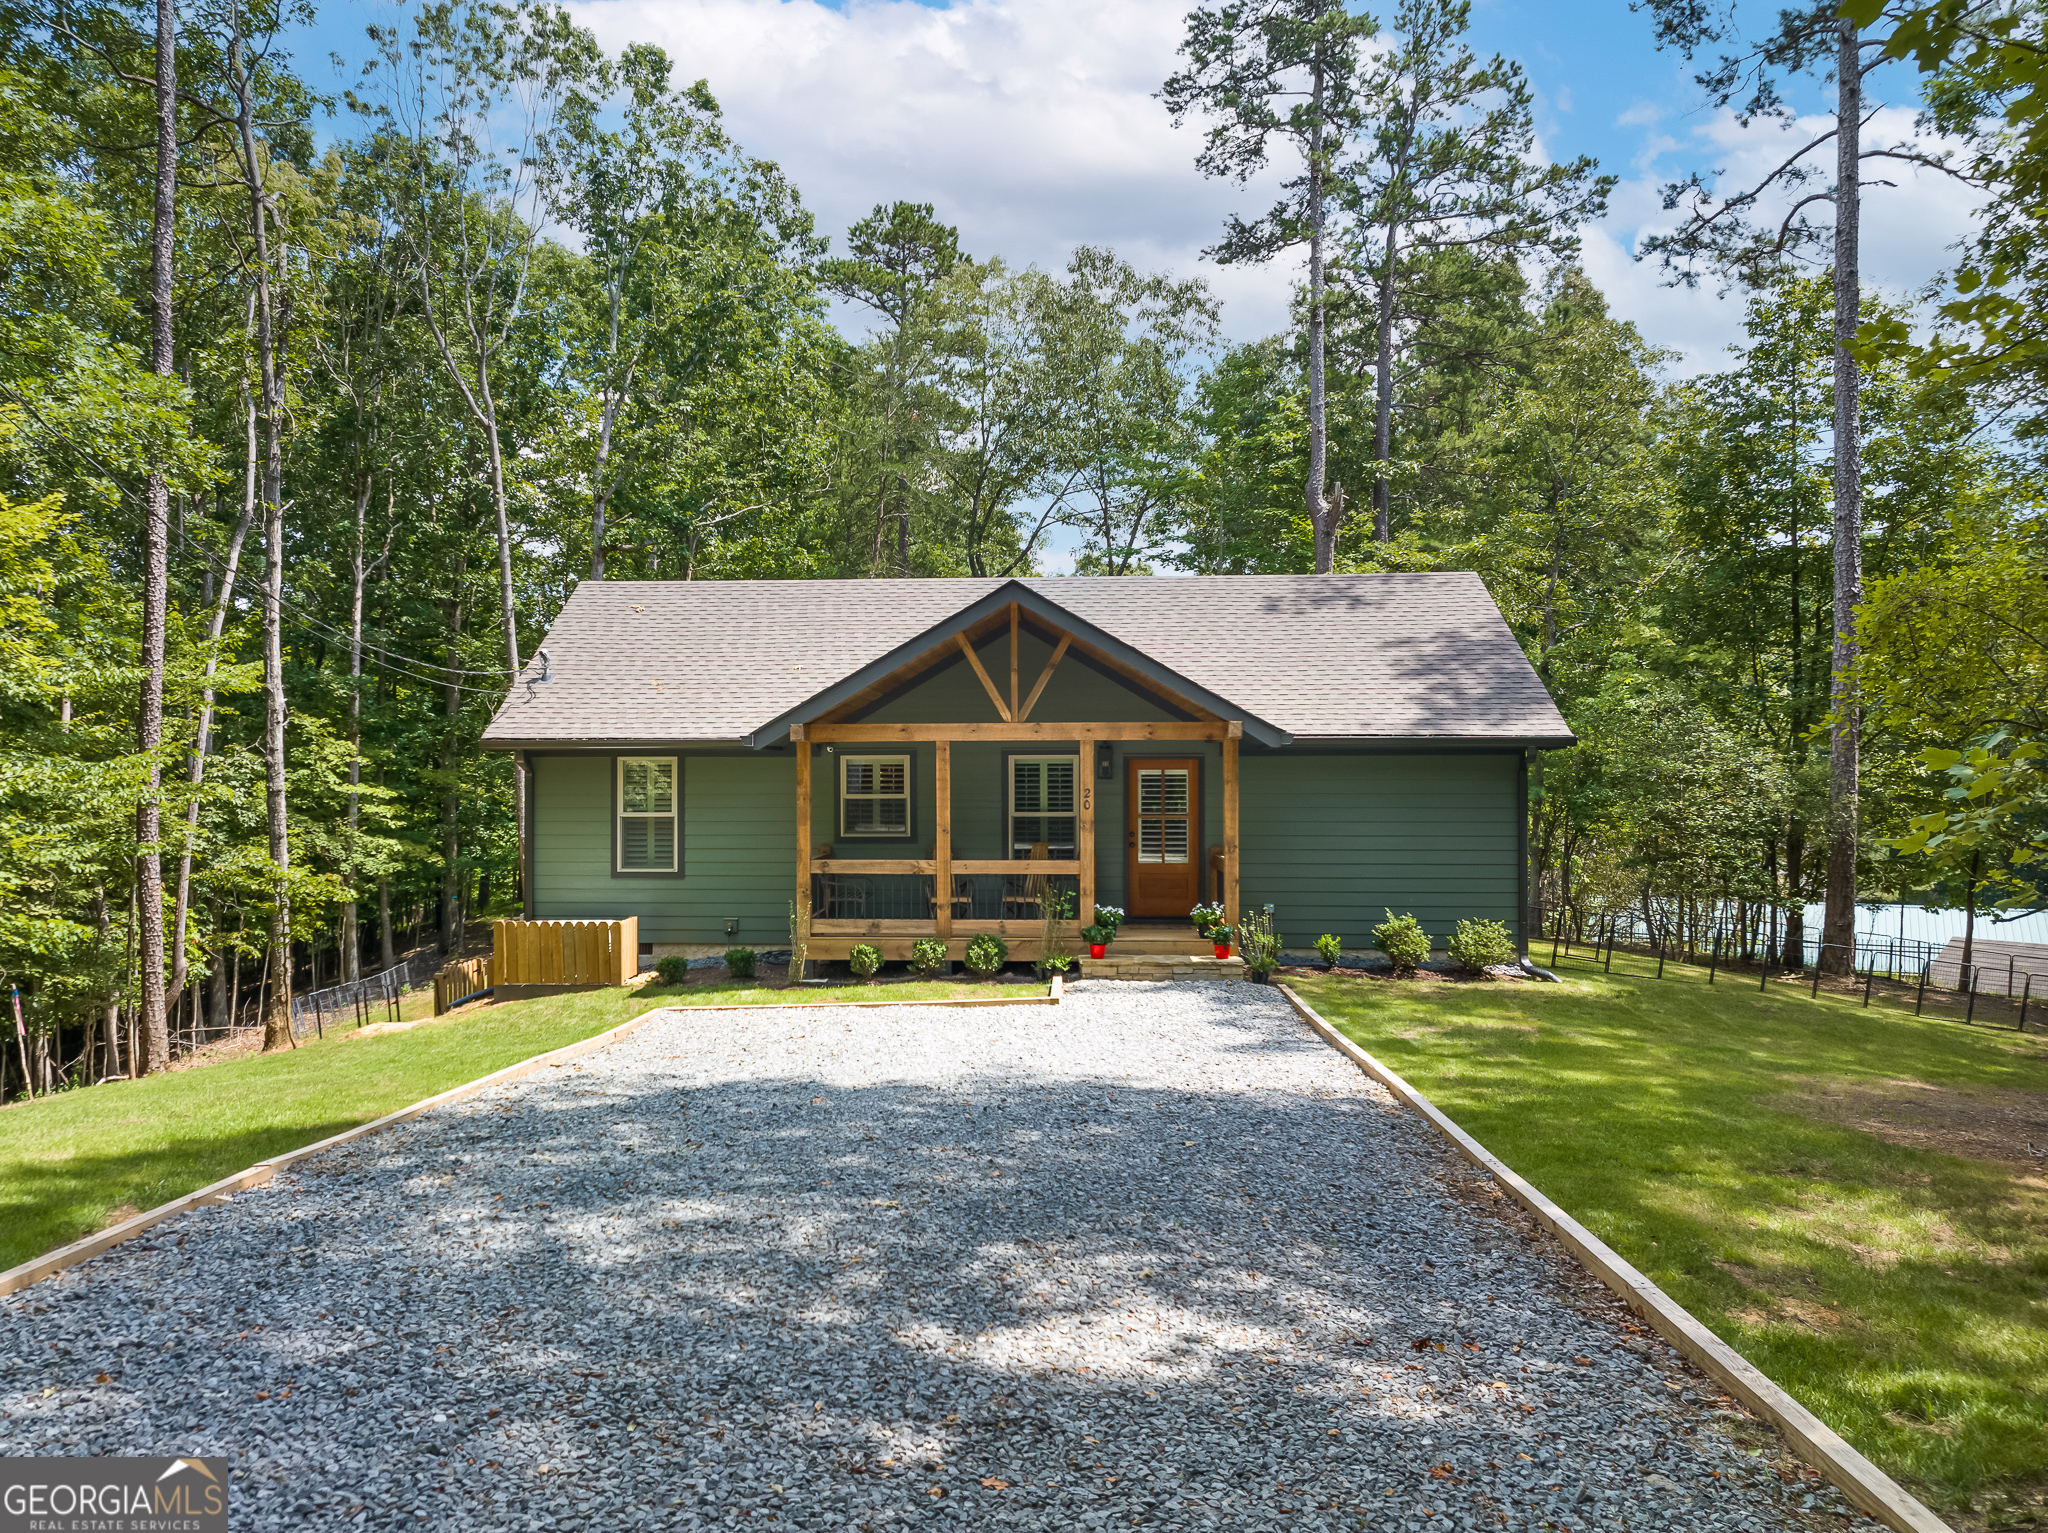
[1805, 902, 2048, 948]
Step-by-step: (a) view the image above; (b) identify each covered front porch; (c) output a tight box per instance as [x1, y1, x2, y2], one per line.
[784, 601, 1251, 964]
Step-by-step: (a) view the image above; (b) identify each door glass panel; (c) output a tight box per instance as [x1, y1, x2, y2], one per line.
[1134, 768, 1191, 865]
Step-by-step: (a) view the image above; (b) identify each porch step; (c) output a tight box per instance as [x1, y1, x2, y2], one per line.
[1094, 926, 1207, 956]
[1079, 954, 1245, 983]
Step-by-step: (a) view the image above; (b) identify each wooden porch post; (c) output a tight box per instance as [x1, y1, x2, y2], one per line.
[1008, 603, 1020, 719]
[1223, 724, 1241, 932]
[793, 725, 811, 979]
[935, 739, 953, 942]
[1077, 732, 1095, 931]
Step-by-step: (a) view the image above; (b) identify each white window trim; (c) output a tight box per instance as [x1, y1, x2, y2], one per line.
[839, 754, 912, 839]
[616, 755, 679, 873]
[1008, 754, 1079, 858]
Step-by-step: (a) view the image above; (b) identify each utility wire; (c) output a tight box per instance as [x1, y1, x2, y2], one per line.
[186, 543, 523, 689]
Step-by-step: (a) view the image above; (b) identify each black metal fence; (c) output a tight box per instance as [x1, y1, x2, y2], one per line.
[1550, 908, 2037, 1033]
[288, 950, 440, 1039]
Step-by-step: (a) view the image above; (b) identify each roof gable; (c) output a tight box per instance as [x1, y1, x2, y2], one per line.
[744, 580, 1290, 748]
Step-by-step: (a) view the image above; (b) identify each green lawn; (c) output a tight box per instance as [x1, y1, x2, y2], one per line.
[0, 973, 1024, 1274]
[1290, 955, 2048, 1526]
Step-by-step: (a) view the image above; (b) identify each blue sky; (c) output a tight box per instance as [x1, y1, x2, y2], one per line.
[288, 0, 1978, 376]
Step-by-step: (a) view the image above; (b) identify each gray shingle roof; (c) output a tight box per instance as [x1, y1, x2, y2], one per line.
[481, 573, 1572, 748]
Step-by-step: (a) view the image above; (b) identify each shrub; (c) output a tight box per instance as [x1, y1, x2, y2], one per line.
[723, 947, 757, 980]
[1040, 887, 1076, 976]
[964, 933, 1008, 975]
[1236, 905, 1282, 974]
[1372, 910, 1431, 975]
[1446, 918, 1517, 974]
[653, 955, 691, 986]
[1315, 933, 1342, 970]
[1188, 902, 1226, 937]
[910, 938, 949, 978]
[848, 944, 882, 980]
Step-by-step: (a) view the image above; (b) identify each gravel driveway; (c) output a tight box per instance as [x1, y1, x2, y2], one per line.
[1, 981, 1873, 1532]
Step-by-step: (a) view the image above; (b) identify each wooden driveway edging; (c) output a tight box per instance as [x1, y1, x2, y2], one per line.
[1275, 982, 1952, 1533]
[0, 977, 1065, 1300]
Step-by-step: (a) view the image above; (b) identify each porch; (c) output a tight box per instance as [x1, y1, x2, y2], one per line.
[790, 601, 1245, 964]
[796, 722, 1241, 962]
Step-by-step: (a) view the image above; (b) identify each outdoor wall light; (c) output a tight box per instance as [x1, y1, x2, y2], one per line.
[1095, 741, 1113, 780]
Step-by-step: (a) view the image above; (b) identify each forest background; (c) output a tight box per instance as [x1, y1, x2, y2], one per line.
[1, 0, 2043, 1094]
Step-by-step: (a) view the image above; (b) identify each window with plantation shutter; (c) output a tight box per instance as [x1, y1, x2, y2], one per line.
[840, 755, 911, 838]
[1009, 755, 1077, 858]
[616, 757, 679, 872]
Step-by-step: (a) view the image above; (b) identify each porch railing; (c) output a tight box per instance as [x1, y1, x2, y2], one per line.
[810, 870, 1079, 924]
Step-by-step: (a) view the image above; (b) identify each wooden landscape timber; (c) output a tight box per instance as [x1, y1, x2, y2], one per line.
[1276, 982, 1955, 1533]
[0, 976, 1067, 1298]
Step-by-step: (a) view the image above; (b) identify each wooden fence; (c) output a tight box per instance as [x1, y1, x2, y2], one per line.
[434, 956, 493, 1016]
[493, 917, 639, 988]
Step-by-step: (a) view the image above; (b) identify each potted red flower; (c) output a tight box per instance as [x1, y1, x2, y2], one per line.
[1209, 924, 1233, 960]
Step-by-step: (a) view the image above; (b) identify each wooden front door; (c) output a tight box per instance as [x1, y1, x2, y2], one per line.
[1126, 758, 1200, 917]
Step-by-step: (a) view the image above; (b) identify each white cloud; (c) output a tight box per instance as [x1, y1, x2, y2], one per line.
[1587, 103, 1984, 375]
[571, 0, 1302, 343]
[568, 0, 1981, 379]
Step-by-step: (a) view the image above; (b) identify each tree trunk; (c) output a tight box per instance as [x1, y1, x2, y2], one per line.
[1820, 17, 1864, 976]
[339, 466, 377, 985]
[1305, 60, 1333, 574]
[379, 878, 396, 970]
[441, 565, 468, 961]
[1960, 850, 1981, 982]
[227, 14, 295, 1053]
[134, 0, 178, 1077]
[208, 925, 228, 1045]
[1372, 213, 1399, 543]
[1782, 818, 1806, 969]
[168, 382, 258, 1015]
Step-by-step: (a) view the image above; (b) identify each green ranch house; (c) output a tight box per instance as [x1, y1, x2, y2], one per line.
[481, 573, 1573, 967]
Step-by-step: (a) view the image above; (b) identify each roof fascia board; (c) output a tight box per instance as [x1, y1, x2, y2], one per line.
[1244, 734, 1578, 753]
[747, 580, 1291, 748]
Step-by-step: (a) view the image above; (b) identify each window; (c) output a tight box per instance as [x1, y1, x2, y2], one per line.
[840, 755, 911, 838]
[1009, 755, 1077, 858]
[617, 757, 678, 872]
[1133, 765, 1191, 864]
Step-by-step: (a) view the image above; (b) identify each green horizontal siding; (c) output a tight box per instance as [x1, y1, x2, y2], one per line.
[531, 744, 1521, 952]
[1240, 753, 1520, 947]
[532, 753, 796, 946]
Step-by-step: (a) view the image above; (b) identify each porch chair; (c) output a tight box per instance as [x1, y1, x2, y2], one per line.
[928, 874, 975, 923]
[816, 872, 868, 920]
[1002, 843, 1051, 921]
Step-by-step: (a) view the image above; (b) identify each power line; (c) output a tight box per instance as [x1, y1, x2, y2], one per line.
[185, 543, 524, 691]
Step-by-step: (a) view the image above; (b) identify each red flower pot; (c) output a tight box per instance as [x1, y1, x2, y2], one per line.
[1213, 943, 1231, 960]
[1089, 943, 1106, 959]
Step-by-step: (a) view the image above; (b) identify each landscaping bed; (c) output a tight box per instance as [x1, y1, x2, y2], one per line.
[1290, 950, 2048, 1529]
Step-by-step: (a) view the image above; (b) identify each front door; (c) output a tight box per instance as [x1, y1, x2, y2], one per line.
[1126, 758, 1200, 917]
